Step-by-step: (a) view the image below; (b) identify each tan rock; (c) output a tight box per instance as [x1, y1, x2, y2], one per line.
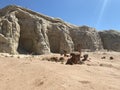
[99, 30, 120, 52]
[0, 5, 119, 55]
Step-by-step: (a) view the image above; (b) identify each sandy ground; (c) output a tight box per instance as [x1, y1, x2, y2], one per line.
[0, 52, 120, 90]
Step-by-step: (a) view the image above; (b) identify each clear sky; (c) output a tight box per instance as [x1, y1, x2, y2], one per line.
[0, 0, 120, 31]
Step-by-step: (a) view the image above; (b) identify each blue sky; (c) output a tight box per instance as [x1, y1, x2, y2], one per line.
[0, 0, 120, 31]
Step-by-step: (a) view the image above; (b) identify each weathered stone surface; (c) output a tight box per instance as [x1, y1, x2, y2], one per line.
[0, 12, 20, 54]
[0, 5, 119, 54]
[0, 5, 50, 54]
[70, 26, 103, 51]
[47, 23, 74, 53]
[99, 30, 120, 52]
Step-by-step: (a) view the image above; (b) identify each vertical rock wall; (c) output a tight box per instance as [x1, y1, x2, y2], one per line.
[47, 23, 74, 53]
[0, 11, 20, 54]
[99, 30, 120, 51]
[70, 26, 103, 51]
[0, 5, 120, 54]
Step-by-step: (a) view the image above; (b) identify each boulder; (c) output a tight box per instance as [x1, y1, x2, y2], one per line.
[66, 52, 81, 65]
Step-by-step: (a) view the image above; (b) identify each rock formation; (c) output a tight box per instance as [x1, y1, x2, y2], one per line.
[0, 5, 119, 54]
[70, 26, 103, 51]
[99, 30, 120, 52]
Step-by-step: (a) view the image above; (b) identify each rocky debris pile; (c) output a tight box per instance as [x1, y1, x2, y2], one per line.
[0, 5, 120, 55]
[41, 52, 89, 65]
[42, 56, 65, 64]
[101, 56, 114, 60]
[66, 52, 81, 65]
[66, 52, 89, 65]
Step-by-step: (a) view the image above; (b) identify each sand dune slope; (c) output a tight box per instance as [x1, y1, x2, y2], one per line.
[0, 52, 120, 90]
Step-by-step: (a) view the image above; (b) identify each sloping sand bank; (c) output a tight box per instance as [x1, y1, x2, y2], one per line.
[0, 52, 120, 90]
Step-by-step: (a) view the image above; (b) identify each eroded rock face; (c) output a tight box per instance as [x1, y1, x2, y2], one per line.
[0, 11, 20, 54]
[47, 23, 74, 53]
[0, 5, 119, 54]
[0, 5, 74, 54]
[70, 26, 103, 51]
[99, 30, 120, 52]
[0, 5, 50, 54]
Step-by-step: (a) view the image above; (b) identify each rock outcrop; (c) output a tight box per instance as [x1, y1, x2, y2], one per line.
[0, 10, 20, 54]
[70, 26, 103, 51]
[0, 5, 119, 54]
[47, 23, 74, 53]
[99, 30, 120, 52]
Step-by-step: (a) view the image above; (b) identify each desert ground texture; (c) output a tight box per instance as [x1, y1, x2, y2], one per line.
[0, 52, 120, 90]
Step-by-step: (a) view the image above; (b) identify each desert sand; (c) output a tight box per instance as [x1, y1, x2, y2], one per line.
[0, 52, 120, 90]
